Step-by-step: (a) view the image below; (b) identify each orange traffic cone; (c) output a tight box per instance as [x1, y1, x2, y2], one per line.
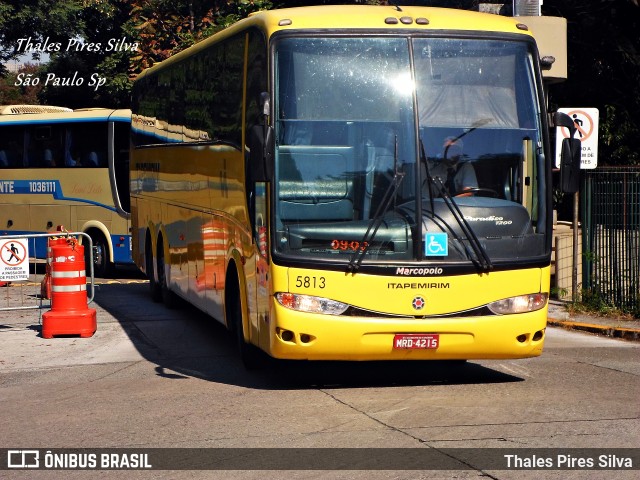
[42, 236, 96, 338]
[40, 236, 65, 300]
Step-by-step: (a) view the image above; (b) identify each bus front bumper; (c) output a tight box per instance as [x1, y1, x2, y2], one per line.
[268, 303, 547, 361]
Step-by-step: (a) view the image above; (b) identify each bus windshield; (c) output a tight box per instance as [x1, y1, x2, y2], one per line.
[273, 35, 546, 269]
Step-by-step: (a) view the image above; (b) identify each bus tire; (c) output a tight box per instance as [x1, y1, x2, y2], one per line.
[226, 270, 262, 370]
[146, 233, 161, 302]
[156, 235, 179, 308]
[86, 230, 113, 278]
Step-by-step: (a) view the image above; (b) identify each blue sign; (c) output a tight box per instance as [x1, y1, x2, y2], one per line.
[425, 232, 448, 257]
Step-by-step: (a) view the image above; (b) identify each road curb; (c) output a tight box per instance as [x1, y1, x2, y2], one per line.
[547, 317, 640, 342]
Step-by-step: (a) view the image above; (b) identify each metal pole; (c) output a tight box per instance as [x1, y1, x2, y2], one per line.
[572, 190, 579, 303]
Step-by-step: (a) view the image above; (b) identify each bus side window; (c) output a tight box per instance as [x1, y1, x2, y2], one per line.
[43, 148, 55, 167]
[29, 125, 63, 167]
[85, 151, 99, 166]
[65, 123, 108, 167]
[0, 127, 25, 167]
[78, 150, 105, 167]
[40, 141, 61, 167]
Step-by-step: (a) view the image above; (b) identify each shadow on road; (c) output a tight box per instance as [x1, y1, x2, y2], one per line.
[93, 282, 524, 390]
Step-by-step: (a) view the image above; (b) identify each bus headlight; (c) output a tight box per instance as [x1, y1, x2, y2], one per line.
[487, 293, 548, 315]
[276, 292, 349, 315]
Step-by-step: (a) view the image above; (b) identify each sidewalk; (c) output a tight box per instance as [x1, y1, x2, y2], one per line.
[547, 299, 640, 341]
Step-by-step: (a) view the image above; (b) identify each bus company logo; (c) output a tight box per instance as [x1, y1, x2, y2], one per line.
[7, 450, 39, 468]
[412, 296, 425, 310]
[396, 267, 443, 276]
[463, 215, 512, 226]
[463, 215, 503, 222]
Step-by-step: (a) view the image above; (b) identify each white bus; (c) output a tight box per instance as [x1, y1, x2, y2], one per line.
[0, 105, 132, 276]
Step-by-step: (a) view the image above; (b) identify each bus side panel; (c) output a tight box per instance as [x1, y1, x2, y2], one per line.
[0, 205, 31, 233]
[200, 213, 226, 322]
[129, 196, 145, 272]
[164, 203, 190, 301]
[131, 144, 254, 328]
[187, 212, 208, 309]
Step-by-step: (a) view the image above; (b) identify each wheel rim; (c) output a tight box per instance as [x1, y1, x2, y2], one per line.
[93, 242, 105, 268]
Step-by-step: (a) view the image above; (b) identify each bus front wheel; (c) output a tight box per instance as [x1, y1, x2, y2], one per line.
[226, 271, 262, 370]
[85, 231, 113, 278]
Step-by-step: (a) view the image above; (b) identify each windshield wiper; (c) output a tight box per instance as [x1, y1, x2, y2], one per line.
[431, 176, 493, 271]
[420, 139, 477, 264]
[347, 136, 405, 274]
[420, 120, 493, 270]
[420, 139, 436, 215]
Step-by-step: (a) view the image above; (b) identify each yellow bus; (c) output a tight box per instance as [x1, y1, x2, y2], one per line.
[0, 105, 132, 276]
[131, 5, 575, 366]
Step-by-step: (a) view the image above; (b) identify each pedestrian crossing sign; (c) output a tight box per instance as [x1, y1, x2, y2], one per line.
[1, 239, 29, 281]
[555, 108, 599, 169]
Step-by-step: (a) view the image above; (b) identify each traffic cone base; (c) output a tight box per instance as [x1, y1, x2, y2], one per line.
[42, 308, 97, 339]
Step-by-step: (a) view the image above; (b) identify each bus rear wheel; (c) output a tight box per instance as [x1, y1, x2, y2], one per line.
[146, 233, 161, 302]
[156, 235, 179, 308]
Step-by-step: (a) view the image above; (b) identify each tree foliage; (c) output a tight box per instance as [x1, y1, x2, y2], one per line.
[40, 0, 134, 108]
[545, 0, 640, 166]
[123, 0, 274, 74]
[0, 63, 43, 104]
[0, 0, 85, 76]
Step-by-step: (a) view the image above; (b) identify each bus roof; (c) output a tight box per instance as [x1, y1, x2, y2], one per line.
[0, 105, 73, 115]
[0, 107, 131, 125]
[136, 5, 534, 81]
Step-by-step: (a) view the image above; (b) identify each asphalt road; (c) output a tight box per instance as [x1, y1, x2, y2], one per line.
[1, 275, 638, 479]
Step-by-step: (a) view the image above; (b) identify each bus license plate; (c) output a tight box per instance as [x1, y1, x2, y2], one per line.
[393, 334, 439, 350]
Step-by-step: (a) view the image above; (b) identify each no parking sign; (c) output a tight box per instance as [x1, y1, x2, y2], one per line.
[0, 239, 30, 281]
[555, 108, 599, 169]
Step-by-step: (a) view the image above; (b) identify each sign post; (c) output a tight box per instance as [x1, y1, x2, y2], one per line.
[555, 108, 599, 302]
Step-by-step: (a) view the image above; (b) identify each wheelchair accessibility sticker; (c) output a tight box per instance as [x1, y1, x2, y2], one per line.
[425, 232, 448, 257]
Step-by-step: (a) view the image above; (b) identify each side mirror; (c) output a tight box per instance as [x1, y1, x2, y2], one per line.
[248, 124, 273, 182]
[260, 92, 270, 116]
[554, 112, 581, 194]
[247, 92, 273, 182]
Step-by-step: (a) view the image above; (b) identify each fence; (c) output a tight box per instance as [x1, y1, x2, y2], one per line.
[553, 221, 581, 301]
[582, 167, 640, 314]
[0, 232, 94, 312]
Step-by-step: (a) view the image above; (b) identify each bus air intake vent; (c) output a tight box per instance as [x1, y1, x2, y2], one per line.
[0, 105, 73, 115]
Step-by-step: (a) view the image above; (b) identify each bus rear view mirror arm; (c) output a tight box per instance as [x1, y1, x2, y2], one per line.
[249, 124, 274, 182]
[248, 92, 273, 182]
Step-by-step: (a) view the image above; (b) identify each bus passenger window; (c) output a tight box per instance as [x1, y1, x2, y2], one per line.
[29, 126, 63, 167]
[0, 128, 24, 167]
[65, 123, 108, 167]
